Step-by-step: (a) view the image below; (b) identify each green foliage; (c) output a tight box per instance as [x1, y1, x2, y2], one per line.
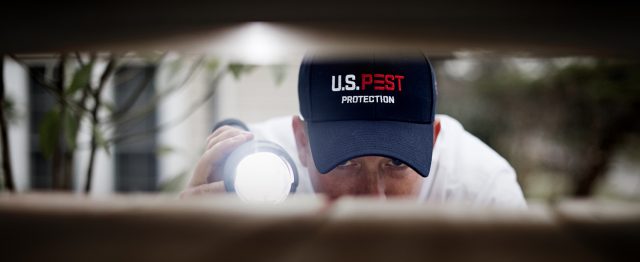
[227, 63, 288, 85]
[228, 63, 256, 80]
[66, 63, 93, 95]
[93, 127, 110, 156]
[102, 101, 116, 113]
[558, 62, 640, 108]
[543, 61, 640, 146]
[25, 52, 282, 192]
[38, 108, 81, 158]
[2, 97, 16, 122]
[449, 59, 640, 149]
[167, 57, 185, 77]
[38, 109, 60, 159]
[438, 57, 640, 198]
[270, 64, 287, 86]
[63, 110, 79, 150]
[155, 145, 174, 156]
[205, 58, 220, 73]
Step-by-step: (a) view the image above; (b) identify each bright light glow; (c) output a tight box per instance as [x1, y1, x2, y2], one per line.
[234, 152, 294, 204]
[444, 58, 477, 80]
[238, 23, 283, 65]
[510, 58, 545, 80]
[208, 22, 308, 65]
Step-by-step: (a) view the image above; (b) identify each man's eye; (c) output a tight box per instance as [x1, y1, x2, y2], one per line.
[388, 158, 406, 167]
[337, 160, 354, 167]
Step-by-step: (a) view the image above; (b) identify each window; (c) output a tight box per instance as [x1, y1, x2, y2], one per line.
[28, 65, 56, 189]
[113, 65, 158, 192]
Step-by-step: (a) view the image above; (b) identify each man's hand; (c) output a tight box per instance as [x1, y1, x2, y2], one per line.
[180, 125, 253, 198]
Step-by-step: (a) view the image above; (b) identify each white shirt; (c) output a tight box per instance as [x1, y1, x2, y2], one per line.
[248, 114, 527, 208]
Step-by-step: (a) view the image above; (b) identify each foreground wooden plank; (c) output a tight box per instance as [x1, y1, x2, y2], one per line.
[0, 194, 637, 262]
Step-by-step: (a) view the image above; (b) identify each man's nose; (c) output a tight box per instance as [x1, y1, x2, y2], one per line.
[360, 170, 386, 198]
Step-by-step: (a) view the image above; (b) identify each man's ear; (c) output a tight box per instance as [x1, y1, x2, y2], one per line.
[292, 115, 310, 167]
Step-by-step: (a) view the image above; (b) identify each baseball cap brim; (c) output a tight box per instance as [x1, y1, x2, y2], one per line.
[306, 120, 433, 177]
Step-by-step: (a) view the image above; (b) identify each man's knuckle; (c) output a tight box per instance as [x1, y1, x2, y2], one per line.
[179, 190, 192, 199]
[216, 125, 237, 135]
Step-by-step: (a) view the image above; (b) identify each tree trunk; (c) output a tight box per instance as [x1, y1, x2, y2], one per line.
[52, 55, 74, 190]
[85, 56, 116, 193]
[573, 124, 620, 197]
[0, 54, 15, 191]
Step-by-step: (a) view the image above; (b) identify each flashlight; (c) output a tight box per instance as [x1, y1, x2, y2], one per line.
[222, 140, 299, 204]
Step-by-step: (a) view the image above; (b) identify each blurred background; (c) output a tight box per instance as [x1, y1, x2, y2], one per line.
[1, 1, 639, 203]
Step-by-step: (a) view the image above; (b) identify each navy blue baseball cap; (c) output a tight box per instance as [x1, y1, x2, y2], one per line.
[298, 51, 437, 177]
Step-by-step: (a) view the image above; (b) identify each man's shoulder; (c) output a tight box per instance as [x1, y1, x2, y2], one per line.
[436, 114, 512, 173]
[434, 114, 525, 207]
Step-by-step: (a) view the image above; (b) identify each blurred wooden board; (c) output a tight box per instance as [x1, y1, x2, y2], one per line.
[2, 1, 639, 57]
[0, 193, 638, 261]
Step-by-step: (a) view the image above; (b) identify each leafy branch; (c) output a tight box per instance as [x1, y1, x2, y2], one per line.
[3, 52, 259, 193]
[84, 55, 117, 192]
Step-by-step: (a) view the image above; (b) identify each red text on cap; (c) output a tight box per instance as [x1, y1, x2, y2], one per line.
[332, 74, 405, 92]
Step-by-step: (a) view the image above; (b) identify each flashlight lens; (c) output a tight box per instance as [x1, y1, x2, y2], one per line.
[234, 152, 294, 203]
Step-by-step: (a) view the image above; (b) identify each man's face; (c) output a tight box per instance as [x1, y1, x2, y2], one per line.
[292, 116, 423, 200]
[307, 155, 423, 199]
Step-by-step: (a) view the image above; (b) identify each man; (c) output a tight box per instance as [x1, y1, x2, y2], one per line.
[182, 52, 526, 208]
